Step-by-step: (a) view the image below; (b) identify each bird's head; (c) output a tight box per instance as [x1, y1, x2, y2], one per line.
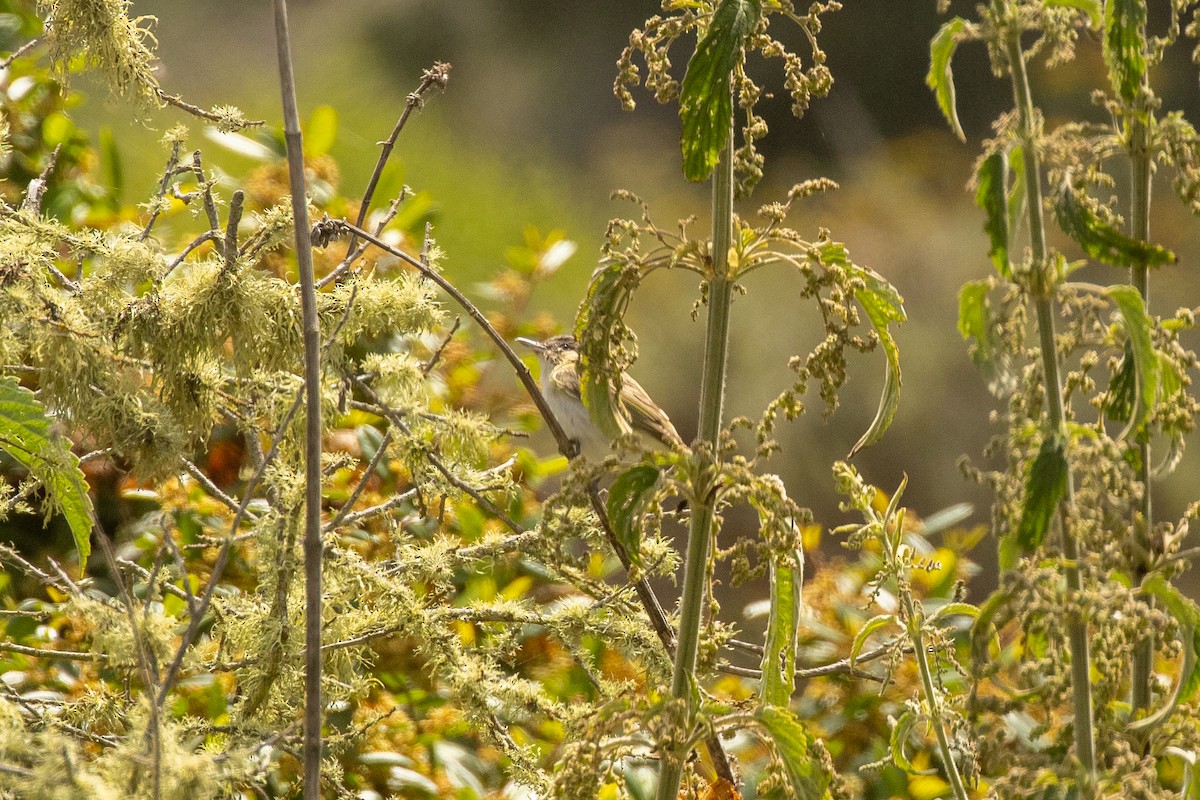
[516, 335, 579, 368]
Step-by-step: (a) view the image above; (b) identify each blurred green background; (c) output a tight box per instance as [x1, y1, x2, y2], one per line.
[70, 1, 1200, 590]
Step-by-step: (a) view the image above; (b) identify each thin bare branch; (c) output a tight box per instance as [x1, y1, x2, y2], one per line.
[22, 144, 61, 216]
[343, 63, 450, 260]
[161, 231, 219, 280]
[422, 316, 460, 376]
[157, 90, 265, 128]
[0, 36, 41, 70]
[181, 458, 253, 517]
[224, 190, 245, 266]
[272, 1, 324, 795]
[323, 428, 393, 532]
[155, 388, 304, 706]
[316, 189, 412, 289]
[0, 640, 104, 662]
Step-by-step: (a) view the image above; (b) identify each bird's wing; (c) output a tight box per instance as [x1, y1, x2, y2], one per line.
[619, 375, 684, 447]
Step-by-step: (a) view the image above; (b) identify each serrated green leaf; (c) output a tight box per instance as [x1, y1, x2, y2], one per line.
[849, 614, 896, 668]
[848, 267, 905, 457]
[679, 0, 763, 181]
[975, 152, 1010, 277]
[1103, 342, 1136, 425]
[1107, 284, 1160, 440]
[1005, 147, 1027, 246]
[305, 104, 338, 157]
[927, 17, 968, 142]
[755, 705, 832, 800]
[889, 711, 918, 774]
[760, 548, 803, 707]
[0, 376, 93, 569]
[576, 259, 641, 440]
[957, 280, 999, 380]
[957, 280, 988, 342]
[1009, 435, 1068, 567]
[1046, 0, 1101, 27]
[1054, 181, 1175, 268]
[1103, 0, 1146, 103]
[928, 601, 980, 624]
[971, 588, 1009, 661]
[1143, 575, 1200, 703]
[606, 465, 660, 569]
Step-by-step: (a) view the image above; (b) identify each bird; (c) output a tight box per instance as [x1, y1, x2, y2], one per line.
[516, 335, 684, 458]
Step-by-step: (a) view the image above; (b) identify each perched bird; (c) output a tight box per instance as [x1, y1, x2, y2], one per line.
[516, 335, 683, 458]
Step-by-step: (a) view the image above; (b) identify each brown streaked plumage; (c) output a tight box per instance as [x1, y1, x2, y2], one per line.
[516, 335, 683, 456]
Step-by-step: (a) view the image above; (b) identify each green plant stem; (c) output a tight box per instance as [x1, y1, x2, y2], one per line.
[272, 0, 324, 797]
[656, 127, 735, 800]
[1002, 22, 1098, 791]
[1129, 104, 1155, 719]
[904, 596, 969, 800]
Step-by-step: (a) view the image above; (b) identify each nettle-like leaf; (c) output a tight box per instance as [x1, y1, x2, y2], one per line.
[1006, 146, 1027, 248]
[1103, 0, 1146, 104]
[1142, 575, 1200, 704]
[848, 266, 906, 457]
[576, 258, 641, 440]
[606, 464, 660, 569]
[957, 280, 997, 378]
[927, 16, 968, 142]
[975, 152, 1010, 278]
[1003, 434, 1068, 569]
[759, 547, 803, 707]
[1104, 342, 1136, 425]
[1054, 181, 1175, 268]
[970, 588, 1010, 665]
[679, 0, 763, 181]
[889, 711, 921, 774]
[755, 705, 833, 800]
[0, 376, 94, 569]
[1107, 284, 1160, 440]
[849, 614, 897, 668]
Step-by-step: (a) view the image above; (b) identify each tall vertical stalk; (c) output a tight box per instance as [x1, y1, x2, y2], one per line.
[903, 594, 970, 800]
[1001, 21, 1098, 790]
[271, 1, 324, 797]
[656, 119, 735, 800]
[1128, 100, 1155, 718]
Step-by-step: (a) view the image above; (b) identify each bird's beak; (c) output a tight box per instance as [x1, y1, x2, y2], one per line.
[515, 337, 545, 352]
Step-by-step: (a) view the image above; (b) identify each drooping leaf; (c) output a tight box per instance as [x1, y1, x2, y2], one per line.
[576, 259, 642, 440]
[755, 705, 832, 800]
[679, 0, 763, 181]
[889, 711, 919, 774]
[0, 376, 93, 569]
[970, 588, 1010, 662]
[848, 267, 906, 457]
[606, 465, 660, 569]
[1006, 435, 1068, 569]
[1103, 0, 1147, 103]
[928, 601, 980, 625]
[974, 151, 1010, 277]
[1103, 342, 1136, 425]
[1006, 146, 1027, 250]
[957, 280, 998, 379]
[1054, 181, 1175, 269]
[760, 548, 803, 707]
[849, 614, 896, 668]
[1143, 575, 1200, 703]
[927, 17, 968, 141]
[1107, 284, 1160, 440]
